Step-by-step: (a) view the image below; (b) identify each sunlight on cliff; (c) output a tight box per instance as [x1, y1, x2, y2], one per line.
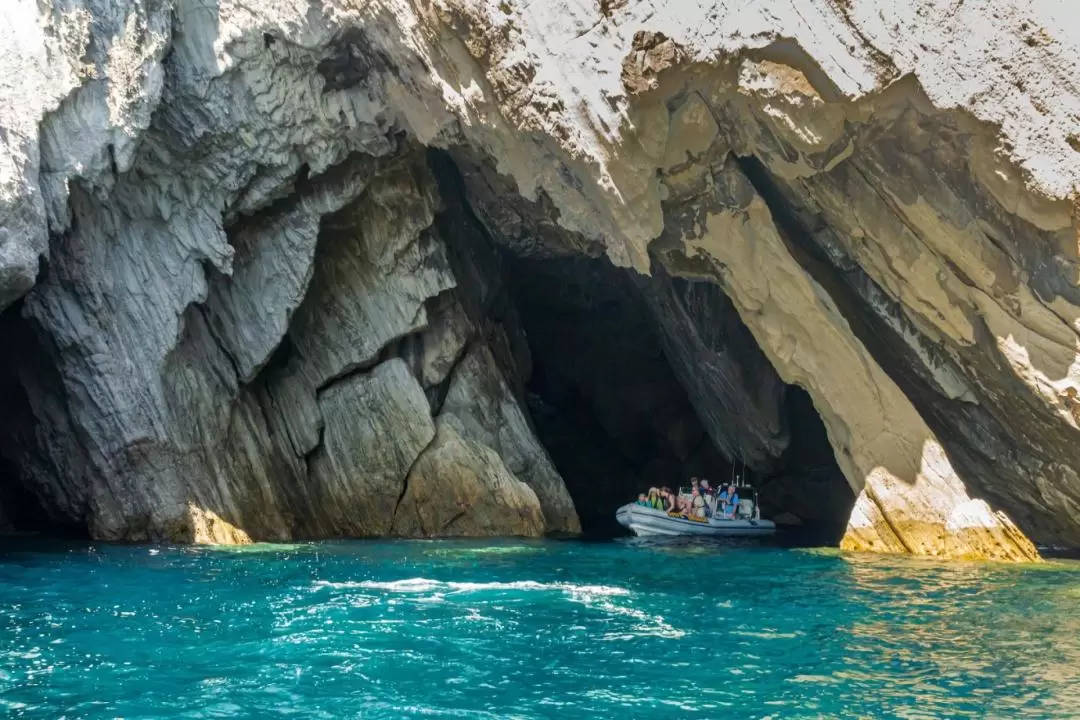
[843, 439, 1040, 562]
[186, 504, 253, 545]
[994, 332, 1080, 429]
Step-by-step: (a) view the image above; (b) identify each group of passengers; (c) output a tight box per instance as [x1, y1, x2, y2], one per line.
[636, 478, 740, 520]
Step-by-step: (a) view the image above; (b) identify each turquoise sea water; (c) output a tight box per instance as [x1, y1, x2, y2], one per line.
[1, 537, 1079, 719]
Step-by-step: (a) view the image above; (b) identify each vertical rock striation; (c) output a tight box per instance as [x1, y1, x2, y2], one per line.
[635, 265, 790, 471]
[0, 141, 580, 540]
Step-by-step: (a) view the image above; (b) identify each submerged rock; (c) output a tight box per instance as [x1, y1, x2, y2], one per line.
[1, 0, 1079, 559]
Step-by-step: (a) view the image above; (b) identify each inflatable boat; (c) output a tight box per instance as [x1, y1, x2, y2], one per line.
[615, 503, 776, 537]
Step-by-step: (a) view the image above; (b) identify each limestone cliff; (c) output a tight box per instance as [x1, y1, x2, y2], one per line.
[1, 0, 1078, 559]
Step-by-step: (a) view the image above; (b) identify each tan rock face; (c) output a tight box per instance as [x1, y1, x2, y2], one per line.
[439, 344, 581, 534]
[1, 0, 1078, 559]
[391, 420, 545, 538]
[183, 504, 254, 546]
[653, 155, 1041, 561]
[308, 359, 436, 538]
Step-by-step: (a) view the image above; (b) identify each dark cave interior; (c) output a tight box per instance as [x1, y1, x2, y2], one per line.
[502, 251, 853, 542]
[0, 300, 82, 538]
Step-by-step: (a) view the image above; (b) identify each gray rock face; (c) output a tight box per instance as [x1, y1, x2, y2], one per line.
[288, 163, 453, 387]
[637, 266, 790, 471]
[1, 0, 1078, 559]
[0, 143, 581, 542]
[1, 0, 171, 311]
[440, 344, 579, 533]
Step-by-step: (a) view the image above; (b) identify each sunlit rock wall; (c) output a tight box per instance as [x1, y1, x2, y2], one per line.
[2, 0, 1078, 558]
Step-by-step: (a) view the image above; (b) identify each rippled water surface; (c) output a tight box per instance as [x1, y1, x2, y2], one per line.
[2, 537, 1079, 719]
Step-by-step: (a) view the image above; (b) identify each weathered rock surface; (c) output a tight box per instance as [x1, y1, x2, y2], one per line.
[392, 419, 545, 538]
[440, 344, 580, 534]
[1, 0, 1079, 558]
[654, 155, 1039, 561]
[309, 359, 436, 537]
[0, 143, 579, 541]
[636, 265, 790, 471]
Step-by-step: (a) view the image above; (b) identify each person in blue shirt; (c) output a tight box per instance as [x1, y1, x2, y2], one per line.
[723, 484, 740, 518]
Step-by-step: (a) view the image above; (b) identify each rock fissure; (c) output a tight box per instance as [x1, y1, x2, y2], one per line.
[193, 301, 242, 384]
[389, 425, 440, 534]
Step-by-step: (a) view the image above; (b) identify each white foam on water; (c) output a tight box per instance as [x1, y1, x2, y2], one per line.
[788, 674, 842, 685]
[312, 578, 630, 596]
[312, 577, 682, 638]
[560, 586, 684, 640]
[730, 628, 803, 640]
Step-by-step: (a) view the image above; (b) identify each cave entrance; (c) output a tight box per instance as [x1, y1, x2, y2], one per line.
[757, 386, 856, 545]
[0, 301, 86, 539]
[425, 148, 855, 543]
[502, 252, 854, 542]
[0, 455, 53, 536]
[509, 254, 736, 535]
